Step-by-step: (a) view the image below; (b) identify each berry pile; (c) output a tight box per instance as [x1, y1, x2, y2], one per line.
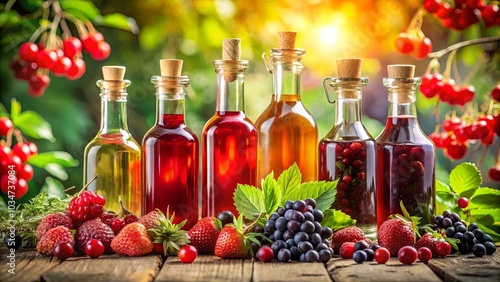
[330, 141, 376, 225]
[424, 0, 500, 30]
[420, 74, 477, 106]
[257, 199, 334, 263]
[0, 117, 38, 199]
[432, 211, 496, 257]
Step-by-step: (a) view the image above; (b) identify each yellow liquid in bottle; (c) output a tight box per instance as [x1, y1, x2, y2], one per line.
[84, 134, 142, 215]
[256, 94, 318, 181]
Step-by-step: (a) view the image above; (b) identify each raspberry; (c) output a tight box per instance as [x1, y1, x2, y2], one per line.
[339, 242, 356, 259]
[36, 212, 73, 239]
[36, 226, 74, 256]
[68, 191, 106, 225]
[74, 219, 115, 254]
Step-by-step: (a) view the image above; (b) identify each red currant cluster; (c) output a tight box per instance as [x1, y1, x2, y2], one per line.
[395, 34, 433, 59]
[424, 0, 500, 30]
[9, 31, 110, 97]
[420, 73, 477, 106]
[0, 117, 38, 199]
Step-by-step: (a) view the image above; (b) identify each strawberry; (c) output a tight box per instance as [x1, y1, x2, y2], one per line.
[138, 210, 161, 229]
[339, 242, 356, 259]
[187, 217, 222, 254]
[331, 226, 366, 251]
[214, 225, 249, 259]
[75, 219, 115, 254]
[36, 226, 74, 256]
[111, 222, 153, 256]
[378, 201, 420, 256]
[36, 212, 73, 239]
[415, 233, 440, 257]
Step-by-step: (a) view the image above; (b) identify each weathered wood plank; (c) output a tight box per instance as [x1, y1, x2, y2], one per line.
[253, 261, 332, 282]
[42, 254, 162, 282]
[327, 257, 442, 282]
[427, 252, 500, 282]
[0, 250, 60, 282]
[155, 255, 252, 282]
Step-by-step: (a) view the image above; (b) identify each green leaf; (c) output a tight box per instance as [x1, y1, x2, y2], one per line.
[14, 111, 55, 141]
[27, 151, 79, 168]
[44, 164, 68, 180]
[0, 103, 8, 117]
[469, 208, 500, 225]
[95, 13, 139, 34]
[261, 172, 279, 215]
[18, 0, 43, 12]
[322, 209, 356, 231]
[278, 163, 301, 201]
[60, 0, 99, 21]
[234, 184, 265, 219]
[0, 10, 22, 27]
[469, 188, 500, 210]
[10, 99, 21, 123]
[283, 180, 337, 212]
[40, 177, 66, 198]
[449, 162, 481, 198]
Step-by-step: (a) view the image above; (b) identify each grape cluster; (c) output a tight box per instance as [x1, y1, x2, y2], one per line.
[257, 199, 334, 263]
[432, 211, 496, 257]
[429, 114, 496, 161]
[10, 32, 110, 97]
[424, 0, 500, 30]
[0, 117, 38, 199]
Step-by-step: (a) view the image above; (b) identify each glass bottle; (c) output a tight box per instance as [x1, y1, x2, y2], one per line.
[84, 66, 142, 215]
[142, 59, 199, 229]
[202, 39, 258, 217]
[376, 65, 435, 226]
[256, 31, 317, 181]
[319, 59, 376, 240]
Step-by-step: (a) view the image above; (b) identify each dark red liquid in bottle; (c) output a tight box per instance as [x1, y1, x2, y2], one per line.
[202, 111, 258, 217]
[376, 116, 435, 226]
[143, 114, 199, 230]
[319, 140, 376, 225]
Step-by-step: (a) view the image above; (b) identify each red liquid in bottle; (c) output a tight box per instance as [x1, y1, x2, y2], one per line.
[376, 116, 435, 226]
[202, 111, 257, 217]
[143, 114, 199, 230]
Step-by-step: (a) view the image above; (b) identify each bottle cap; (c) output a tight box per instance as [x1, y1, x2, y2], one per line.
[386, 64, 416, 104]
[102, 66, 126, 81]
[278, 31, 296, 49]
[387, 64, 415, 78]
[336, 59, 362, 78]
[160, 59, 183, 77]
[222, 39, 241, 61]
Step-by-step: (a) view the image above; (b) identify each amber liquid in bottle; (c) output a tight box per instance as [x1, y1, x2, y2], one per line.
[143, 73, 199, 229]
[202, 60, 258, 217]
[256, 49, 318, 181]
[318, 77, 376, 240]
[376, 75, 435, 226]
[84, 76, 142, 215]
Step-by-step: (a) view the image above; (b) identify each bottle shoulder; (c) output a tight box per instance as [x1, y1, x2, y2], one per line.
[256, 101, 317, 131]
[203, 112, 257, 133]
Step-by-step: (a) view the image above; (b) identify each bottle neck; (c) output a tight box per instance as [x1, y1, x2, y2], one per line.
[214, 61, 247, 113]
[335, 97, 362, 125]
[100, 96, 129, 134]
[273, 63, 301, 100]
[383, 77, 420, 118]
[152, 75, 189, 127]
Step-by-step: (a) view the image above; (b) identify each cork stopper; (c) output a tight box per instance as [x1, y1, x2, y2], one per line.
[222, 39, 241, 61]
[278, 31, 296, 49]
[160, 59, 183, 77]
[336, 59, 362, 78]
[387, 64, 415, 78]
[102, 66, 126, 81]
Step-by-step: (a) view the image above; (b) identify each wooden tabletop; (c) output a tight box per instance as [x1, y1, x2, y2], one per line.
[1, 249, 499, 282]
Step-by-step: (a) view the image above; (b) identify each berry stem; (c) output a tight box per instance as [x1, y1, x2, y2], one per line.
[428, 35, 500, 58]
[406, 8, 426, 37]
[443, 49, 458, 79]
[61, 11, 88, 37]
[461, 55, 484, 85]
[52, 0, 71, 38]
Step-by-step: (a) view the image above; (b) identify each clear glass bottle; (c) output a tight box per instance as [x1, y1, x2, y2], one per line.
[319, 59, 376, 240]
[142, 59, 199, 230]
[84, 66, 142, 215]
[256, 31, 317, 181]
[376, 65, 435, 226]
[202, 39, 258, 217]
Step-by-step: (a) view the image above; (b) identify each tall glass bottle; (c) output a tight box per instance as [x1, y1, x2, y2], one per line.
[376, 65, 435, 226]
[256, 31, 317, 181]
[142, 59, 199, 229]
[84, 66, 142, 215]
[319, 59, 376, 240]
[202, 39, 258, 217]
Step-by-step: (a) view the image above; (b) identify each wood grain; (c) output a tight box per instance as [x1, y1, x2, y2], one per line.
[155, 255, 252, 282]
[428, 252, 500, 282]
[42, 254, 162, 282]
[0, 250, 60, 282]
[253, 261, 332, 282]
[327, 257, 442, 282]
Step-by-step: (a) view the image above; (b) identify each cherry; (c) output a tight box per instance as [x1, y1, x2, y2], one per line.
[82, 32, 104, 53]
[395, 33, 414, 54]
[51, 56, 72, 76]
[466, 0, 485, 8]
[438, 80, 457, 103]
[417, 247, 432, 263]
[63, 37, 82, 57]
[491, 85, 500, 102]
[398, 246, 418, 265]
[0, 174, 13, 194]
[91, 41, 111, 61]
[424, 0, 441, 13]
[411, 37, 433, 59]
[29, 73, 50, 90]
[13, 178, 28, 199]
[28, 86, 46, 97]
[481, 132, 494, 145]
[0, 118, 13, 136]
[374, 247, 390, 264]
[437, 3, 453, 18]
[429, 132, 444, 148]
[468, 120, 489, 139]
[66, 58, 86, 80]
[455, 85, 475, 105]
[25, 142, 38, 156]
[110, 217, 125, 234]
[445, 140, 467, 160]
[18, 62, 38, 81]
[436, 241, 451, 257]
[178, 245, 197, 263]
[457, 8, 479, 29]
[420, 73, 443, 98]
[12, 143, 31, 162]
[481, 5, 499, 27]
[85, 239, 105, 258]
[489, 166, 500, 181]
[442, 117, 463, 132]
[494, 114, 500, 136]
[458, 197, 469, 209]
[36, 49, 57, 69]
[54, 242, 73, 260]
[19, 42, 39, 62]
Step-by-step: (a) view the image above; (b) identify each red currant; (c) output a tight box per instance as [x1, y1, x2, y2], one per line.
[18, 62, 38, 81]
[445, 140, 467, 160]
[85, 239, 105, 258]
[436, 241, 451, 257]
[28, 86, 46, 97]
[424, 0, 441, 13]
[13, 178, 29, 199]
[442, 116, 463, 132]
[19, 42, 39, 62]
[36, 49, 57, 69]
[395, 33, 414, 54]
[489, 166, 500, 182]
[437, 2, 453, 18]
[417, 247, 433, 263]
[178, 245, 197, 263]
[54, 242, 73, 260]
[0, 118, 13, 136]
[63, 37, 82, 57]
[491, 85, 500, 102]
[411, 37, 433, 59]
[13, 143, 31, 162]
[66, 58, 86, 80]
[256, 245, 274, 262]
[420, 73, 443, 98]
[51, 56, 72, 76]
[457, 197, 469, 209]
[374, 247, 390, 264]
[18, 164, 34, 181]
[82, 32, 104, 53]
[29, 73, 50, 90]
[481, 5, 499, 27]
[398, 246, 418, 265]
[26, 142, 38, 156]
[91, 41, 111, 61]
